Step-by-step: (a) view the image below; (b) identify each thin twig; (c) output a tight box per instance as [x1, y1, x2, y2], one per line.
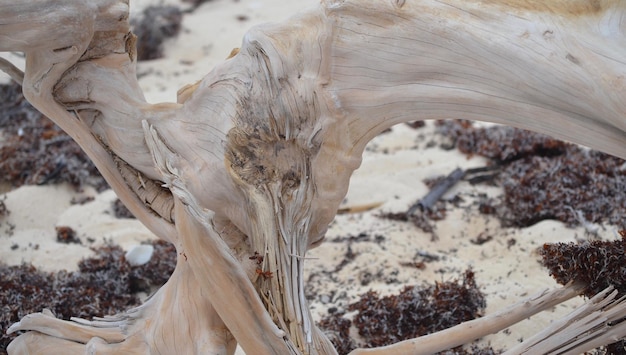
[408, 167, 464, 214]
[465, 165, 502, 185]
[0, 57, 24, 85]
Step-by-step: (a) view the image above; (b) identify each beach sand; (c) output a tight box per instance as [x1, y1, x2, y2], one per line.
[1, 0, 619, 353]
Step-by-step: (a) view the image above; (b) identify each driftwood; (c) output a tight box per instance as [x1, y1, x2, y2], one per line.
[1, 0, 625, 354]
[407, 167, 465, 213]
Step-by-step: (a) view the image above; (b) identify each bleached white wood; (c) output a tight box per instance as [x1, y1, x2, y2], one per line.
[348, 284, 626, 355]
[1, 0, 625, 354]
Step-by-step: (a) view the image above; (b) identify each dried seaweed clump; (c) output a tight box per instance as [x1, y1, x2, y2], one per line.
[540, 235, 626, 299]
[541, 235, 626, 354]
[113, 198, 136, 219]
[182, 0, 214, 10]
[500, 147, 626, 228]
[318, 313, 355, 355]
[131, 6, 183, 61]
[455, 122, 567, 163]
[378, 204, 446, 235]
[435, 120, 626, 229]
[55, 226, 81, 244]
[318, 270, 497, 354]
[0, 197, 8, 217]
[0, 82, 107, 191]
[0, 240, 176, 351]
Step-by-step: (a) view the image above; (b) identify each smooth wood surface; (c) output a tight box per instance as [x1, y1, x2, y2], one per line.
[1, 0, 625, 353]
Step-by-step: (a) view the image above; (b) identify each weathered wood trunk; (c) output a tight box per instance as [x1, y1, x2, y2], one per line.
[1, 0, 625, 354]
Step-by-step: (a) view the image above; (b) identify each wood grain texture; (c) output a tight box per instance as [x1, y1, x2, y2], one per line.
[1, 0, 625, 353]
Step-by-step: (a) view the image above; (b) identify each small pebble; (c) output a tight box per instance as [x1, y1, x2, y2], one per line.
[125, 244, 154, 266]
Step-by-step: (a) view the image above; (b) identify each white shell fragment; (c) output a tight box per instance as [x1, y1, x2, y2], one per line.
[125, 244, 154, 266]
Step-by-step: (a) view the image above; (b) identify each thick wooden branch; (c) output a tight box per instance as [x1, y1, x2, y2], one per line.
[321, 0, 626, 158]
[2, 0, 625, 354]
[0, 0, 178, 243]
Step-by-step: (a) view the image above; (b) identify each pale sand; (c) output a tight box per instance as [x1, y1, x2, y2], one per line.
[0, 0, 615, 352]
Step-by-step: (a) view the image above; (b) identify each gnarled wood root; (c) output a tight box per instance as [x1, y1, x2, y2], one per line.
[2, 0, 626, 354]
[8, 250, 236, 355]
